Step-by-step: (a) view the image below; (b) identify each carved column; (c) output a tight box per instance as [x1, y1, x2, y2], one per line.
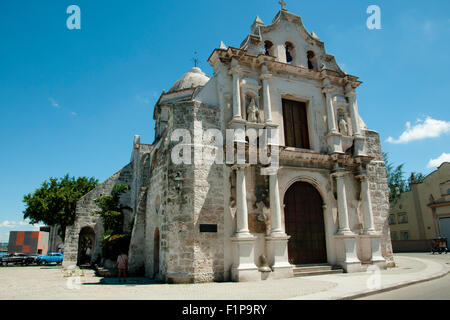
[230, 59, 242, 120]
[264, 167, 292, 279]
[269, 174, 284, 236]
[260, 65, 273, 124]
[230, 164, 259, 281]
[345, 83, 361, 136]
[322, 78, 338, 134]
[235, 165, 250, 236]
[323, 78, 343, 153]
[358, 175, 376, 234]
[345, 83, 366, 156]
[335, 172, 352, 235]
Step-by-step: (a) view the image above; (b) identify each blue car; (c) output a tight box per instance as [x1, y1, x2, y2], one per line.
[35, 252, 64, 265]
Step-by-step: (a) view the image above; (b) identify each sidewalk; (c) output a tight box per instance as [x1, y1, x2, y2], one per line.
[0, 253, 448, 300]
[290, 253, 450, 300]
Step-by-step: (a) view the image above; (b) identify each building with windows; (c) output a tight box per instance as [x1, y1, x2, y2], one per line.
[390, 162, 450, 252]
[63, 6, 394, 282]
[8, 231, 49, 255]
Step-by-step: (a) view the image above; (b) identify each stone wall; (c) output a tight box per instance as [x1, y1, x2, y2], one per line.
[128, 144, 152, 275]
[364, 129, 395, 266]
[63, 164, 134, 267]
[150, 100, 225, 283]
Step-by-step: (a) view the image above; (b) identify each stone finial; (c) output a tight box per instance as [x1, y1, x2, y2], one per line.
[279, 0, 287, 11]
[311, 31, 320, 40]
[254, 16, 264, 25]
[133, 135, 141, 149]
[219, 41, 227, 50]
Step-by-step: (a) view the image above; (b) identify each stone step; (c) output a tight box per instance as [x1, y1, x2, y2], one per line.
[293, 264, 344, 277]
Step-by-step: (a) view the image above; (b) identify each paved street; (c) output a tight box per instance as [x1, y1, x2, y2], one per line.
[0, 253, 448, 300]
[357, 272, 450, 300]
[358, 253, 450, 300]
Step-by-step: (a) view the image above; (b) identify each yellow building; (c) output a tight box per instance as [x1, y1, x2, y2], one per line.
[390, 162, 450, 252]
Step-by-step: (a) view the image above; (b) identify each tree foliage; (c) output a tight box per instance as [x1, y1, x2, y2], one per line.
[23, 175, 98, 240]
[91, 184, 131, 259]
[383, 153, 425, 203]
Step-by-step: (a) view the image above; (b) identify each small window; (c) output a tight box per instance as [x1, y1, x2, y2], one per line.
[282, 99, 310, 149]
[264, 41, 274, 56]
[391, 232, 398, 240]
[398, 213, 408, 224]
[285, 42, 295, 64]
[307, 51, 317, 71]
[401, 231, 409, 240]
[388, 214, 396, 225]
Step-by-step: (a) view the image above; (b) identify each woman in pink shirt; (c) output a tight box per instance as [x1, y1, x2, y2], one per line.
[115, 251, 128, 283]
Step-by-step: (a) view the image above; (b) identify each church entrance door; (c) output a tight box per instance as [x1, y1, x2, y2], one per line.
[284, 181, 327, 265]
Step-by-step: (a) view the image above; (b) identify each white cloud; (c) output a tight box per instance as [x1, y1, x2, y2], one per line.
[70, 112, 78, 116]
[135, 95, 150, 104]
[386, 117, 450, 144]
[48, 97, 60, 108]
[0, 220, 43, 229]
[427, 153, 450, 168]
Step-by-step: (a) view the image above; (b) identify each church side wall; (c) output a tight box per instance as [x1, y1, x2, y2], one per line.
[63, 163, 134, 267]
[365, 129, 395, 266]
[191, 102, 225, 282]
[128, 146, 151, 275]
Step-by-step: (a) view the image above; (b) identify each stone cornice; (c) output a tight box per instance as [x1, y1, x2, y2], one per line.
[208, 47, 362, 88]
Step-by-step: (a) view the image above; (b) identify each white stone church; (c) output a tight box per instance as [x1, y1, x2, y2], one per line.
[63, 6, 394, 283]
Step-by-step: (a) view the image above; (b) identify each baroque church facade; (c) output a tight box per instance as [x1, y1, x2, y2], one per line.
[63, 7, 394, 283]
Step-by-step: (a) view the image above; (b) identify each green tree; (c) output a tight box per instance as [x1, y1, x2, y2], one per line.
[383, 153, 425, 203]
[407, 172, 426, 188]
[91, 184, 131, 259]
[23, 175, 98, 240]
[383, 152, 408, 203]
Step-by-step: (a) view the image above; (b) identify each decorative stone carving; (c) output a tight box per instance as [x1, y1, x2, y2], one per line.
[246, 97, 260, 123]
[339, 117, 348, 136]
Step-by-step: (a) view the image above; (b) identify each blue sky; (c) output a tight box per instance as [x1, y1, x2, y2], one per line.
[0, 0, 449, 242]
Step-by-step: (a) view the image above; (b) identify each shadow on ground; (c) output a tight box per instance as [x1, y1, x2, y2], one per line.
[82, 277, 163, 286]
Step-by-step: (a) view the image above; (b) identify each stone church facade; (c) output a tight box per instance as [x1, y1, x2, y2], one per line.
[63, 7, 394, 283]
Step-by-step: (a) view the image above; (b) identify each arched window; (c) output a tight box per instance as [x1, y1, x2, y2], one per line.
[285, 42, 295, 64]
[264, 40, 274, 56]
[307, 51, 317, 70]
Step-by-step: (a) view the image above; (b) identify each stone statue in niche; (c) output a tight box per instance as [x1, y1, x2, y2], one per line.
[246, 96, 260, 123]
[338, 116, 349, 136]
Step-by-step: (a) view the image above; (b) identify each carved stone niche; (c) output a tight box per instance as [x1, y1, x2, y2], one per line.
[240, 77, 262, 123]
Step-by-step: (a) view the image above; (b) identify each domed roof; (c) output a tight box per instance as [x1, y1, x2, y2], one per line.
[169, 67, 210, 93]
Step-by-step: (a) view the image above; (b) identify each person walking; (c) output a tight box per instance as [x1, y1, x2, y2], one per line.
[115, 251, 128, 283]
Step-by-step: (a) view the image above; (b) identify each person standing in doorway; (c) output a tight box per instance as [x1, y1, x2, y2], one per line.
[115, 251, 128, 283]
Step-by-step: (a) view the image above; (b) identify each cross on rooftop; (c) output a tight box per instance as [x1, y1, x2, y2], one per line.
[279, 0, 286, 10]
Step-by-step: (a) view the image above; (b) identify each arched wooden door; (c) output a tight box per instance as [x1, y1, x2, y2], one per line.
[284, 181, 327, 265]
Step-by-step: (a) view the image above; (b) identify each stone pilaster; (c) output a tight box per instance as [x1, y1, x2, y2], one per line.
[263, 167, 292, 278]
[234, 165, 251, 237]
[260, 65, 273, 124]
[357, 174, 376, 235]
[334, 171, 353, 235]
[323, 78, 343, 154]
[230, 59, 242, 120]
[230, 164, 259, 281]
[345, 83, 366, 156]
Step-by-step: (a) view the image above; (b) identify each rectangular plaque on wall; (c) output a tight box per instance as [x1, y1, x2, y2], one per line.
[199, 224, 218, 233]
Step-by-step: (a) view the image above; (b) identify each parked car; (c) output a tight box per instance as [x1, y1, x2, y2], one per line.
[35, 252, 64, 265]
[0, 253, 36, 266]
